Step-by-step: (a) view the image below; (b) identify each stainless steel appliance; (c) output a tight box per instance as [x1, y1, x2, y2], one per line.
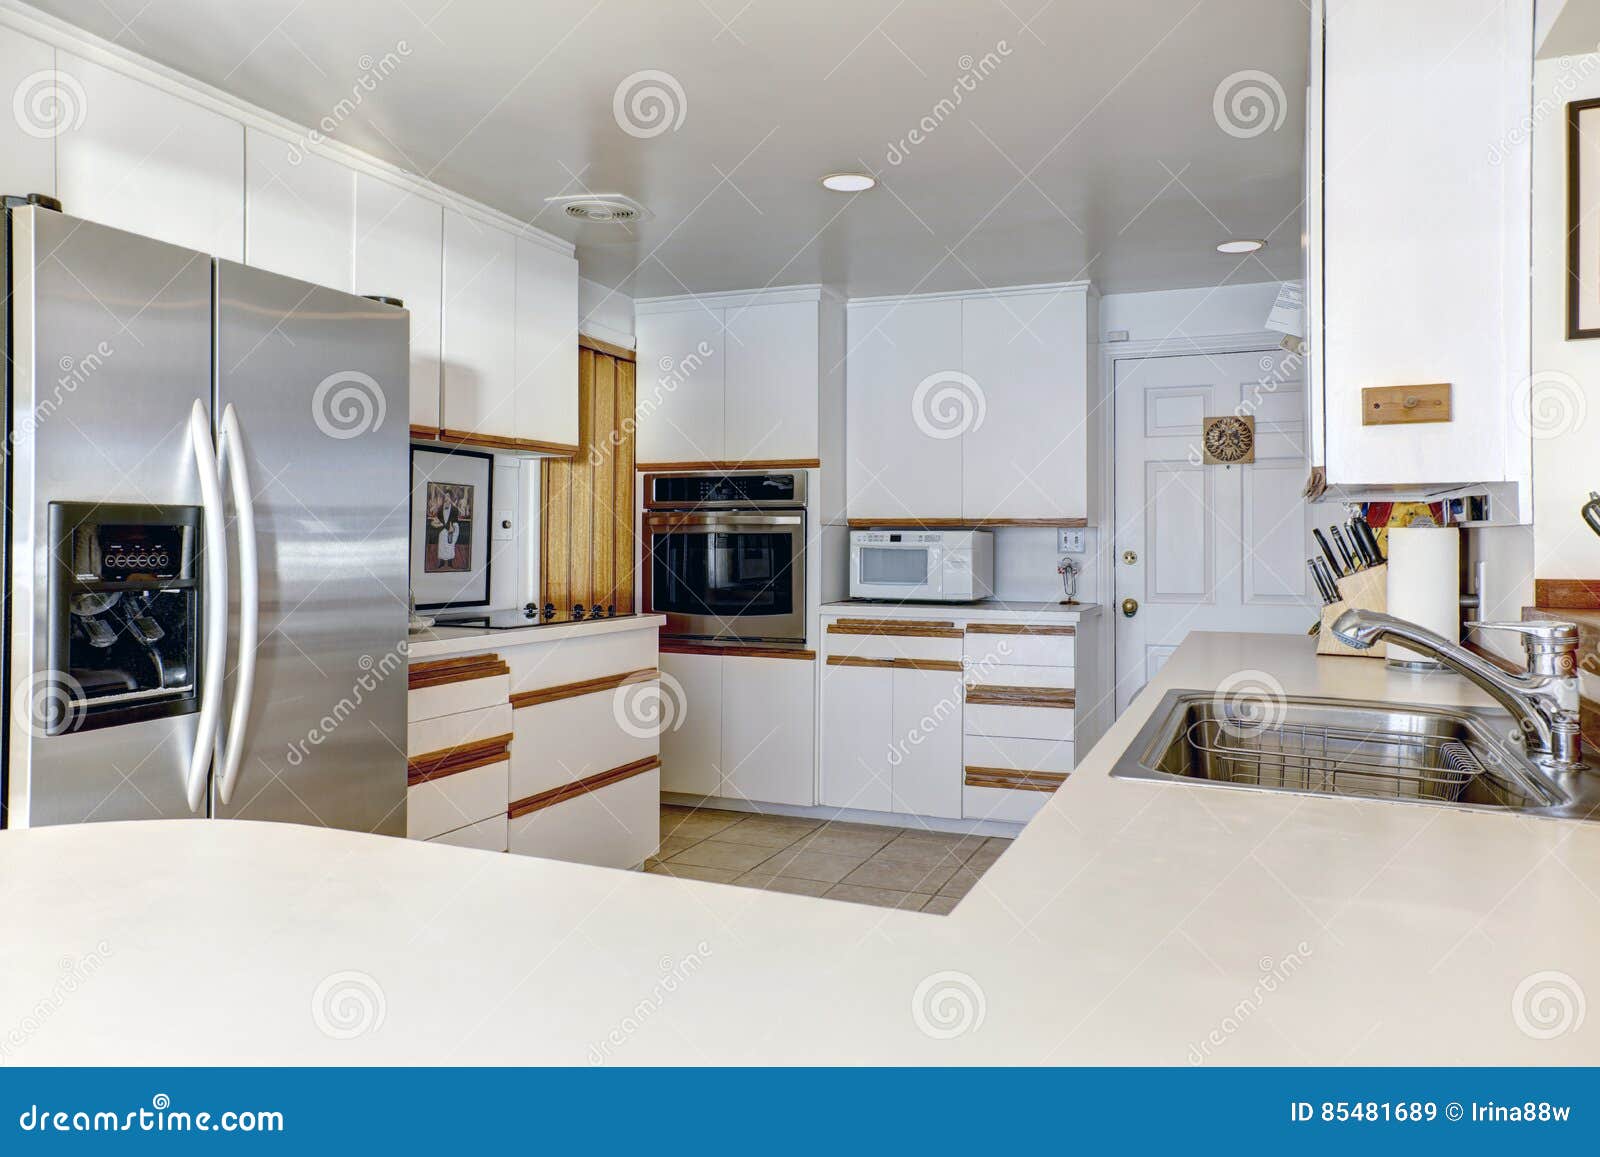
[849, 528, 994, 602]
[642, 471, 805, 644]
[3, 203, 409, 832]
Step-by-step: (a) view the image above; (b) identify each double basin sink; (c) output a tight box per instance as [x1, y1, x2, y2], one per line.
[1112, 690, 1599, 823]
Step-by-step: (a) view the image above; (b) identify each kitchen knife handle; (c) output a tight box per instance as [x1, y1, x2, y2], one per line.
[1329, 526, 1359, 572]
[1312, 528, 1343, 577]
[1307, 559, 1335, 605]
[1353, 516, 1385, 563]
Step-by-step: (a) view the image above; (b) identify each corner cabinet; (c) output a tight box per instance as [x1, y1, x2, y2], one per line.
[845, 283, 1100, 524]
[1312, 0, 1533, 514]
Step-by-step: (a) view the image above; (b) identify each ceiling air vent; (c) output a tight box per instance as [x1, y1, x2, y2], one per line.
[544, 194, 652, 224]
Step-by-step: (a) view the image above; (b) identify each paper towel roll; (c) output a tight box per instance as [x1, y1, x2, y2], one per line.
[1385, 527, 1460, 668]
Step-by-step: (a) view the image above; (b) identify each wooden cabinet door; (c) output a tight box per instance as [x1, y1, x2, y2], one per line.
[440, 208, 516, 440]
[819, 660, 893, 812]
[724, 300, 818, 461]
[658, 651, 722, 796]
[244, 127, 354, 291]
[0, 28, 56, 198]
[961, 290, 1088, 520]
[353, 173, 443, 430]
[514, 235, 579, 450]
[890, 666, 964, 819]
[846, 298, 964, 518]
[56, 52, 244, 259]
[720, 656, 815, 806]
[634, 308, 726, 463]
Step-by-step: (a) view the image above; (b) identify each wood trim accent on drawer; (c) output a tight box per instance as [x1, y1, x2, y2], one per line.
[826, 655, 962, 672]
[409, 423, 442, 441]
[408, 733, 513, 787]
[847, 517, 1090, 529]
[507, 755, 661, 818]
[965, 623, 1076, 637]
[827, 619, 962, 638]
[965, 684, 1076, 708]
[579, 332, 637, 361]
[1533, 579, 1600, 610]
[636, 458, 821, 472]
[408, 653, 510, 691]
[510, 667, 657, 710]
[964, 766, 1068, 793]
[659, 641, 816, 660]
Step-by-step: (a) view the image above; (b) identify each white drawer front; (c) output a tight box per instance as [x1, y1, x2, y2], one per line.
[509, 768, 659, 869]
[964, 665, 1075, 690]
[512, 686, 656, 800]
[505, 629, 658, 693]
[963, 733, 1074, 773]
[427, 813, 509, 852]
[407, 703, 513, 758]
[825, 622, 962, 664]
[964, 702, 1076, 742]
[408, 673, 509, 722]
[407, 760, 509, 840]
[963, 629, 1075, 668]
[962, 783, 1050, 824]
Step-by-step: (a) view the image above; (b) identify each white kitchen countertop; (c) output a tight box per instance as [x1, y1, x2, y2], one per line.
[3, 630, 1597, 1065]
[822, 599, 1099, 619]
[406, 613, 665, 660]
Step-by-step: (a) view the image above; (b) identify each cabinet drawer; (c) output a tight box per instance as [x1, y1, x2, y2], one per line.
[407, 759, 509, 840]
[826, 618, 962, 664]
[511, 670, 658, 800]
[509, 766, 659, 869]
[964, 664, 1075, 690]
[408, 653, 510, 721]
[963, 625, 1075, 668]
[961, 783, 1052, 824]
[407, 703, 513, 758]
[963, 733, 1074, 773]
[964, 684, 1076, 741]
[427, 813, 508, 852]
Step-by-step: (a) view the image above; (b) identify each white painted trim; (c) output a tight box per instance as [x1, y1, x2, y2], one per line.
[847, 280, 1094, 308]
[0, 0, 574, 258]
[659, 792, 1025, 838]
[634, 284, 831, 314]
[579, 321, 635, 351]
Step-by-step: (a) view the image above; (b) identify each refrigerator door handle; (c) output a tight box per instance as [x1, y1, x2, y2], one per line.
[215, 403, 258, 805]
[186, 399, 229, 813]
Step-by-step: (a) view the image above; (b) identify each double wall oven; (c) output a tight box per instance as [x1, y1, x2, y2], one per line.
[642, 472, 805, 645]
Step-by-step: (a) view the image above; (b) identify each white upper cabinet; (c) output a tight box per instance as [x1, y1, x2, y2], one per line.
[0, 28, 56, 197]
[1318, 0, 1531, 497]
[244, 127, 354, 291]
[846, 297, 965, 519]
[513, 235, 580, 449]
[961, 289, 1091, 520]
[56, 53, 244, 259]
[353, 173, 444, 430]
[635, 306, 728, 463]
[724, 301, 820, 461]
[440, 208, 517, 439]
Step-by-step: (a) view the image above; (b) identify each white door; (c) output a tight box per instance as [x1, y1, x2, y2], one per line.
[819, 662, 894, 812]
[720, 656, 815, 806]
[889, 667, 964, 819]
[440, 208, 517, 439]
[1113, 349, 1334, 714]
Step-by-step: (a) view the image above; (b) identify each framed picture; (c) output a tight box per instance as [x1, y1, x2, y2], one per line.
[410, 444, 493, 609]
[1568, 98, 1600, 339]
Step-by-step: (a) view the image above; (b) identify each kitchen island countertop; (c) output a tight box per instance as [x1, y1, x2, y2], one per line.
[2, 630, 1597, 1064]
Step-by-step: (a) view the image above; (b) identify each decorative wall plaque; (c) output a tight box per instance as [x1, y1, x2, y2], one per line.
[1202, 415, 1255, 465]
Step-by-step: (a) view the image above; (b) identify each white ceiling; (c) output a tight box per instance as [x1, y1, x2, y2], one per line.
[34, 0, 1309, 298]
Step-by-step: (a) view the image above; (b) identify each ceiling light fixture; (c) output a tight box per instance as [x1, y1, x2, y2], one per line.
[821, 173, 876, 193]
[1217, 238, 1266, 254]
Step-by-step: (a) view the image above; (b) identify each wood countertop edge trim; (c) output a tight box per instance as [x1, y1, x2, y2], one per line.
[508, 755, 662, 818]
[658, 642, 817, 660]
[510, 667, 658, 709]
[408, 653, 510, 690]
[963, 766, 1069, 792]
[407, 733, 514, 786]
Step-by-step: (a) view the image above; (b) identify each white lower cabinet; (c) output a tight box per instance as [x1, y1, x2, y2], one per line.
[889, 667, 964, 819]
[819, 662, 893, 812]
[508, 769, 659, 868]
[429, 814, 509, 853]
[659, 651, 723, 796]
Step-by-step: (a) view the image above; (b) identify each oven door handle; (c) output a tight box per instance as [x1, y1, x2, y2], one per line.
[644, 513, 804, 530]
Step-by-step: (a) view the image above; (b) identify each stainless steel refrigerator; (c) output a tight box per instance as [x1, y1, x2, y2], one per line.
[2, 202, 408, 834]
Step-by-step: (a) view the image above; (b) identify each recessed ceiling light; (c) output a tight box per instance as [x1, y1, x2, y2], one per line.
[821, 173, 876, 193]
[1217, 238, 1266, 254]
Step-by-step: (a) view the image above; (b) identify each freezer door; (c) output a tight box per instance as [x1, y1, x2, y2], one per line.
[4, 207, 214, 826]
[211, 261, 408, 835]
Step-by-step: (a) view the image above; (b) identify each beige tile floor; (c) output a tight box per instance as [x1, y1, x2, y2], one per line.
[646, 805, 1012, 914]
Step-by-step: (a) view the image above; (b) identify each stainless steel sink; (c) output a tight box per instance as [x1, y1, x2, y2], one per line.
[1112, 690, 1600, 821]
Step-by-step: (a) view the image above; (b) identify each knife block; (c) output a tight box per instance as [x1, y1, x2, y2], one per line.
[1315, 564, 1387, 659]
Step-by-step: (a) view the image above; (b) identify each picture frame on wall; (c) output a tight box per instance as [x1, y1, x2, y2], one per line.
[411, 444, 493, 609]
[1567, 98, 1600, 339]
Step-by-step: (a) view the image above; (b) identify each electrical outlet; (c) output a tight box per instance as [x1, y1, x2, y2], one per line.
[492, 508, 515, 542]
[1057, 528, 1086, 553]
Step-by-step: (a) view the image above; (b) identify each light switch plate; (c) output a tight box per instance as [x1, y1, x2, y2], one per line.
[1057, 528, 1086, 553]
[492, 508, 515, 542]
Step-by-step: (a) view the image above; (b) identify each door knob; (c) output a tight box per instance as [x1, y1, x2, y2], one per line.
[1121, 597, 1139, 618]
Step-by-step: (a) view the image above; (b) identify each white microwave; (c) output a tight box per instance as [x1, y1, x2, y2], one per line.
[849, 529, 994, 602]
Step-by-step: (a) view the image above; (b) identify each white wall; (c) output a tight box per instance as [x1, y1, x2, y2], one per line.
[579, 277, 635, 349]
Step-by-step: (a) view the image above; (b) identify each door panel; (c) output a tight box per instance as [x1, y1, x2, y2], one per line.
[819, 662, 892, 811]
[890, 667, 963, 819]
[1145, 461, 1213, 603]
[212, 262, 408, 834]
